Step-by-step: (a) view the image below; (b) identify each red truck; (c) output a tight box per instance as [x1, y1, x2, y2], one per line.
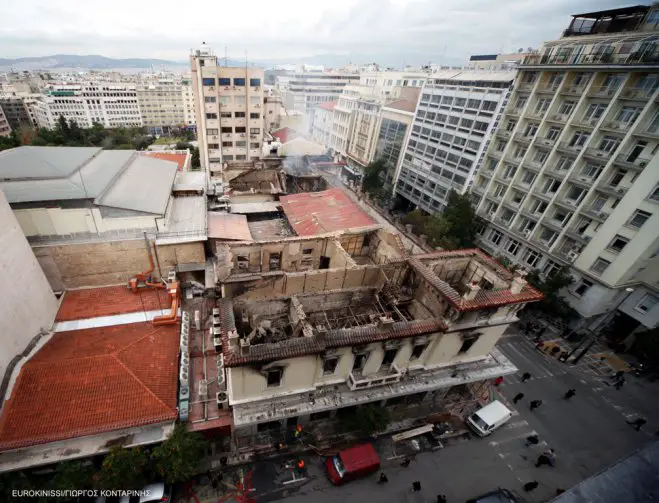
[325, 443, 381, 485]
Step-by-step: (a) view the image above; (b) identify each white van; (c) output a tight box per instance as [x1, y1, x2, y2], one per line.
[467, 400, 512, 437]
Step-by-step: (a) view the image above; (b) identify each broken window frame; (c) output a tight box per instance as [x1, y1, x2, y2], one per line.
[322, 356, 340, 375]
[266, 368, 283, 387]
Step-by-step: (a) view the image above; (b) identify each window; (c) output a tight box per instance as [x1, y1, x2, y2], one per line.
[459, 333, 480, 354]
[535, 98, 551, 114]
[233, 78, 245, 86]
[599, 136, 621, 153]
[250, 113, 260, 119]
[235, 127, 246, 133]
[558, 101, 575, 115]
[250, 78, 261, 87]
[323, 356, 339, 375]
[220, 112, 232, 118]
[235, 141, 247, 147]
[584, 103, 607, 121]
[635, 294, 658, 314]
[222, 141, 232, 147]
[533, 150, 548, 165]
[352, 353, 368, 371]
[522, 170, 536, 185]
[234, 112, 246, 118]
[547, 127, 561, 141]
[590, 257, 611, 275]
[617, 106, 640, 123]
[208, 143, 219, 149]
[524, 249, 541, 267]
[574, 279, 593, 297]
[205, 96, 216, 103]
[515, 96, 528, 109]
[628, 209, 651, 228]
[506, 239, 521, 256]
[205, 113, 217, 119]
[250, 142, 260, 148]
[219, 96, 231, 106]
[581, 163, 602, 179]
[410, 343, 427, 360]
[218, 78, 231, 86]
[267, 369, 282, 387]
[490, 229, 503, 245]
[599, 232, 625, 254]
[250, 128, 260, 134]
[542, 260, 560, 278]
[382, 348, 398, 366]
[569, 131, 590, 148]
[649, 185, 659, 202]
[202, 78, 216, 86]
[206, 128, 218, 135]
[221, 127, 232, 133]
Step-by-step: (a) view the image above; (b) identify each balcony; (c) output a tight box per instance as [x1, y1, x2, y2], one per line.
[523, 159, 544, 172]
[517, 82, 535, 92]
[527, 109, 547, 120]
[507, 108, 523, 118]
[554, 197, 581, 210]
[638, 124, 659, 140]
[534, 136, 557, 149]
[532, 189, 555, 201]
[600, 120, 633, 133]
[514, 133, 533, 146]
[564, 226, 592, 244]
[522, 50, 659, 68]
[581, 206, 609, 222]
[596, 181, 628, 198]
[615, 153, 651, 171]
[543, 218, 565, 232]
[583, 147, 615, 161]
[546, 113, 570, 124]
[557, 142, 584, 155]
[503, 198, 523, 210]
[348, 363, 403, 391]
[619, 88, 656, 100]
[497, 130, 512, 140]
[588, 86, 618, 99]
[561, 85, 587, 97]
[569, 173, 595, 188]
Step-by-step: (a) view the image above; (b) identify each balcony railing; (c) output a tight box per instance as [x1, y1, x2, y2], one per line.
[596, 181, 628, 198]
[557, 142, 584, 155]
[601, 120, 633, 133]
[583, 147, 616, 161]
[620, 87, 657, 100]
[615, 153, 651, 170]
[561, 85, 587, 96]
[514, 133, 533, 145]
[564, 227, 591, 244]
[534, 137, 557, 149]
[497, 130, 512, 140]
[537, 83, 561, 93]
[581, 206, 609, 222]
[522, 51, 659, 67]
[348, 363, 403, 391]
[589, 86, 619, 98]
[547, 113, 570, 123]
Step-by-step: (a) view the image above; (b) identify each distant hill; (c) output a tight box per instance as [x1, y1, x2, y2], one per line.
[0, 54, 189, 71]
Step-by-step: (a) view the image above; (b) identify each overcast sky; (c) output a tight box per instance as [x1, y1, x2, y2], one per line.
[1, 0, 632, 64]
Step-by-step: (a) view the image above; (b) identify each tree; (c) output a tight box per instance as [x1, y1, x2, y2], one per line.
[183, 129, 195, 141]
[424, 214, 458, 249]
[53, 460, 94, 501]
[361, 159, 387, 197]
[402, 209, 427, 235]
[175, 141, 192, 151]
[96, 446, 149, 489]
[0, 130, 20, 151]
[526, 266, 577, 320]
[631, 328, 659, 367]
[56, 115, 71, 142]
[151, 423, 206, 484]
[340, 404, 390, 436]
[442, 190, 481, 248]
[191, 146, 200, 169]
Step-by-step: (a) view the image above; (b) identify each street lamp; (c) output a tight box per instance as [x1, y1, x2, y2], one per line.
[570, 287, 634, 364]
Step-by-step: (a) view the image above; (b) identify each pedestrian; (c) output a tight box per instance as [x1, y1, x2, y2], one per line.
[412, 481, 422, 492]
[627, 417, 647, 432]
[378, 472, 389, 484]
[536, 454, 551, 467]
[563, 389, 576, 400]
[530, 399, 543, 411]
[536, 449, 555, 467]
[513, 392, 524, 404]
[494, 376, 504, 387]
[521, 372, 531, 382]
[401, 457, 411, 467]
[525, 434, 539, 446]
[613, 370, 625, 380]
[523, 481, 539, 492]
[615, 378, 625, 390]
[436, 495, 447, 503]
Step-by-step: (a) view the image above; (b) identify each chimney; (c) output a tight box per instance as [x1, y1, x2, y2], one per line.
[463, 281, 481, 301]
[511, 269, 528, 294]
[228, 330, 240, 351]
[240, 338, 251, 356]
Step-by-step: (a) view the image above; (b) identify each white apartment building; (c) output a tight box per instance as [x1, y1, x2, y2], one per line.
[32, 83, 142, 129]
[0, 106, 10, 137]
[394, 71, 515, 212]
[190, 45, 265, 172]
[281, 68, 360, 113]
[311, 100, 337, 146]
[136, 79, 187, 132]
[472, 5, 659, 332]
[359, 70, 431, 100]
[181, 79, 196, 127]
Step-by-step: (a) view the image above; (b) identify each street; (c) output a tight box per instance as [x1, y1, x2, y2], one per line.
[248, 331, 659, 503]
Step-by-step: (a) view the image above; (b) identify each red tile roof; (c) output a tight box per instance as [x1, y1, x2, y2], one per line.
[143, 152, 188, 171]
[318, 100, 338, 111]
[56, 286, 171, 322]
[208, 212, 253, 241]
[0, 322, 179, 450]
[280, 188, 377, 236]
[272, 127, 303, 144]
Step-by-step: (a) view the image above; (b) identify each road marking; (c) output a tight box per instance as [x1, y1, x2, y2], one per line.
[500, 343, 554, 378]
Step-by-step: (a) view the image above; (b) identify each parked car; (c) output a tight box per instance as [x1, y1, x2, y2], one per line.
[325, 443, 380, 485]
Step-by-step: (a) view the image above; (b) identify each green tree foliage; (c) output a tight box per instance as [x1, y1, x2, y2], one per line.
[401, 190, 481, 250]
[361, 159, 389, 203]
[52, 461, 95, 501]
[631, 328, 659, 366]
[96, 446, 149, 489]
[151, 423, 207, 484]
[526, 266, 578, 320]
[191, 146, 200, 169]
[340, 404, 390, 436]
[0, 130, 21, 151]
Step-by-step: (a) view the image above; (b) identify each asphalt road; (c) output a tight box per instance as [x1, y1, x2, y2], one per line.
[259, 331, 659, 503]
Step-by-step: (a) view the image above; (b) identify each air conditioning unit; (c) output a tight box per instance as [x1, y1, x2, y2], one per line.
[255, 104, 261, 108]
[523, 229, 531, 237]
[180, 383, 190, 401]
[213, 337, 222, 352]
[542, 140, 552, 145]
[610, 123, 619, 129]
[224, 86, 229, 90]
[639, 161, 647, 168]
[567, 250, 579, 261]
[216, 391, 229, 409]
[240, 133, 245, 137]
[599, 212, 610, 219]
[212, 307, 221, 317]
[553, 114, 563, 120]
[181, 310, 189, 322]
[181, 351, 189, 366]
[570, 87, 579, 93]
[255, 86, 260, 90]
[198, 380, 208, 399]
[617, 188, 625, 194]
[579, 176, 589, 182]
[179, 364, 189, 383]
[584, 236, 592, 242]
[212, 314, 221, 327]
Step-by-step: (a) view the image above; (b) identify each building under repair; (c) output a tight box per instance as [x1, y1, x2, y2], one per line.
[183, 226, 542, 452]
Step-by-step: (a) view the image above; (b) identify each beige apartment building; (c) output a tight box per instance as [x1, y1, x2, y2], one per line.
[190, 45, 265, 172]
[472, 5, 659, 334]
[136, 79, 187, 132]
[0, 106, 10, 137]
[210, 229, 540, 446]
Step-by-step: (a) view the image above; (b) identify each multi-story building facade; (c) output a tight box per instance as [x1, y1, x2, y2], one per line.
[311, 100, 337, 146]
[472, 5, 659, 330]
[359, 70, 431, 101]
[181, 79, 196, 127]
[136, 79, 187, 133]
[0, 95, 38, 130]
[282, 68, 360, 113]
[264, 95, 284, 133]
[394, 71, 515, 212]
[190, 45, 264, 172]
[32, 83, 142, 129]
[0, 105, 11, 137]
[211, 230, 541, 447]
